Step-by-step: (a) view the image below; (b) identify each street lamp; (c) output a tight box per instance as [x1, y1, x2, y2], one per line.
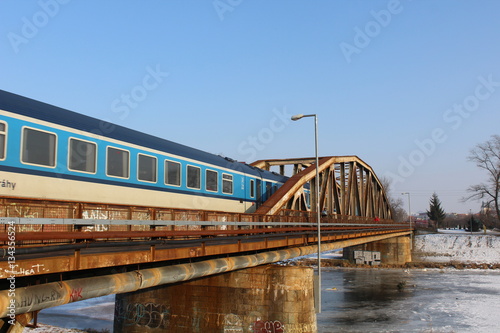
[401, 192, 412, 248]
[291, 113, 321, 313]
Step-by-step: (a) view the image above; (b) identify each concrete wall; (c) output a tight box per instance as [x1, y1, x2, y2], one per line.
[114, 265, 317, 332]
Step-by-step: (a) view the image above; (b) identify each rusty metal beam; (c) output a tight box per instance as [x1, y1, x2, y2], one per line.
[0, 231, 411, 318]
[254, 157, 336, 216]
[0, 224, 409, 278]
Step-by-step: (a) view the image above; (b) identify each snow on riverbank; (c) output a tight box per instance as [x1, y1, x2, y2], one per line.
[414, 232, 500, 264]
[22, 324, 87, 333]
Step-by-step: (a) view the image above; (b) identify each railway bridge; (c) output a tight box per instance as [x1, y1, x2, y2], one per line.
[0, 156, 412, 332]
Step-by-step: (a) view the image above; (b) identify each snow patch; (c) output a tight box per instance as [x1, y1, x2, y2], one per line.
[414, 233, 500, 264]
[22, 324, 87, 333]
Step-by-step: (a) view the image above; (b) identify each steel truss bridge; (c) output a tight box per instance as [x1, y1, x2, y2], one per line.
[252, 156, 393, 219]
[0, 156, 409, 325]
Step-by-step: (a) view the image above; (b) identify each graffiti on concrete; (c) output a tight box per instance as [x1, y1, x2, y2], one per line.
[116, 302, 170, 329]
[223, 313, 243, 332]
[253, 320, 285, 333]
[115, 302, 285, 331]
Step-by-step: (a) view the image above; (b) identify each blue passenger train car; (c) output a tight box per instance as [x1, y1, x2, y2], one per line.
[0, 90, 288, 213]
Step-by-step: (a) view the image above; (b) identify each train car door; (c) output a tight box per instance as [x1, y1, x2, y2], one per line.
[266, 182, 272, 200]
[256, 179, 262, 208]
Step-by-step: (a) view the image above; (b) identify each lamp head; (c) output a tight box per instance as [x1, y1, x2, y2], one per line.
[291, 114, 304, 121]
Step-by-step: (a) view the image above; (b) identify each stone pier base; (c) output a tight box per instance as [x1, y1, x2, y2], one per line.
[345, 235, 412, 265]
[114, 265, 317, 332]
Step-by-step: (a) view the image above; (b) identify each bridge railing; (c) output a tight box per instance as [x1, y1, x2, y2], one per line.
[0, 197, 405, 247]
[0, 219, 408, 248]
[275, 209, 396, 224]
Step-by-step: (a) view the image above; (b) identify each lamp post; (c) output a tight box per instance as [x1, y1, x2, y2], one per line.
[469, 208, 473, 235]
[291, 113, 321, 313]
[401, 192, 412, 248]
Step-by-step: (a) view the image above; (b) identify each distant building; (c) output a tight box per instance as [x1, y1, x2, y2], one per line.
[413, 212, 429, 229]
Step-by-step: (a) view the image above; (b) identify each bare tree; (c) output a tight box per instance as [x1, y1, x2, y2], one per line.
[465, 135, 500, 226]
[479, 201, 497, 228]
[380, 176, 406, 223]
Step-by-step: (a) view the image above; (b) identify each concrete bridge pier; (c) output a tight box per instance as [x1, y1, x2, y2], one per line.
[344, 235, 412, 265]
[114, 265, 317, 332]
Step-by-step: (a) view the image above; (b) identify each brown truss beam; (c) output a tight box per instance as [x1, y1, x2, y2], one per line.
[252, 156, 393, 220]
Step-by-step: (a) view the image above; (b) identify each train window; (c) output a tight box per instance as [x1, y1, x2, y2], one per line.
[187, 165, 201, 189]
[138, 154, 157, 182]
[68, 138, 96, 173]
[222, 173, 233, 194]
[106, 146, 129, 178]
[206, 169, 218, 192]
[165, 160, 181, 186]
[0, 122, 6, 160]
[21, 127, 56, 167]
[250, 179, 255, 198]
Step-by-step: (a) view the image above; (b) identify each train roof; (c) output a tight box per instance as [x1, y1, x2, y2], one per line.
[0, 90, 288, 182]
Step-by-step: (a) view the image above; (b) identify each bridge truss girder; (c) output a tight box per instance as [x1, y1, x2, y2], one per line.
[251, 156, 393, 220]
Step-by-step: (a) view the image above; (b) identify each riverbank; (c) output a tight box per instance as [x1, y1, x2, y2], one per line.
[22, 324, 89, 333]
[289, 231, 500, 270]
[413, 231, 500, 264]
[23, 322, 110, 333]
[290, 257, 500, 270]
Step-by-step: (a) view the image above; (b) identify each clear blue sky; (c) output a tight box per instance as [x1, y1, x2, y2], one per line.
[1, 0, 499, 214]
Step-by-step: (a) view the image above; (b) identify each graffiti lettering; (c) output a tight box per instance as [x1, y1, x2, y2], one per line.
[69, 288, 83, 302]
[18, 289, 61, 308]
[14, 207, 38, 218]
[1, 263, 48, 278]
[82, 210, 108, 220]
[82, 224, 109, 232]
[116, 302, 170, 329]
[17, 224, 42, 232]
[223, 313, 243, 332]
[253, 320, 285, 333]
[133, 212, 151, 220]
[35, 290, 60, 304]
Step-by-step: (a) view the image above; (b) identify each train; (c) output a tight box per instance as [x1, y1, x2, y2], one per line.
[0, 90, 293, 213]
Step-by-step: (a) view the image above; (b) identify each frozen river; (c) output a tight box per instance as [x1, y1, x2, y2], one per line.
[31, 267, 500, 332]
[317, 267, 500, 333]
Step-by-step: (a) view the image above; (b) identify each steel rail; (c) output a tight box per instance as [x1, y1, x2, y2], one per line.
[0, 225, 409, 242]
[0, 217, 401, 226]
[1, 227, 409, 257]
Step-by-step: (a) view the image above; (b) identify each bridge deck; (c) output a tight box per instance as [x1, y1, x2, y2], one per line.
[1, 215, 407, 279]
